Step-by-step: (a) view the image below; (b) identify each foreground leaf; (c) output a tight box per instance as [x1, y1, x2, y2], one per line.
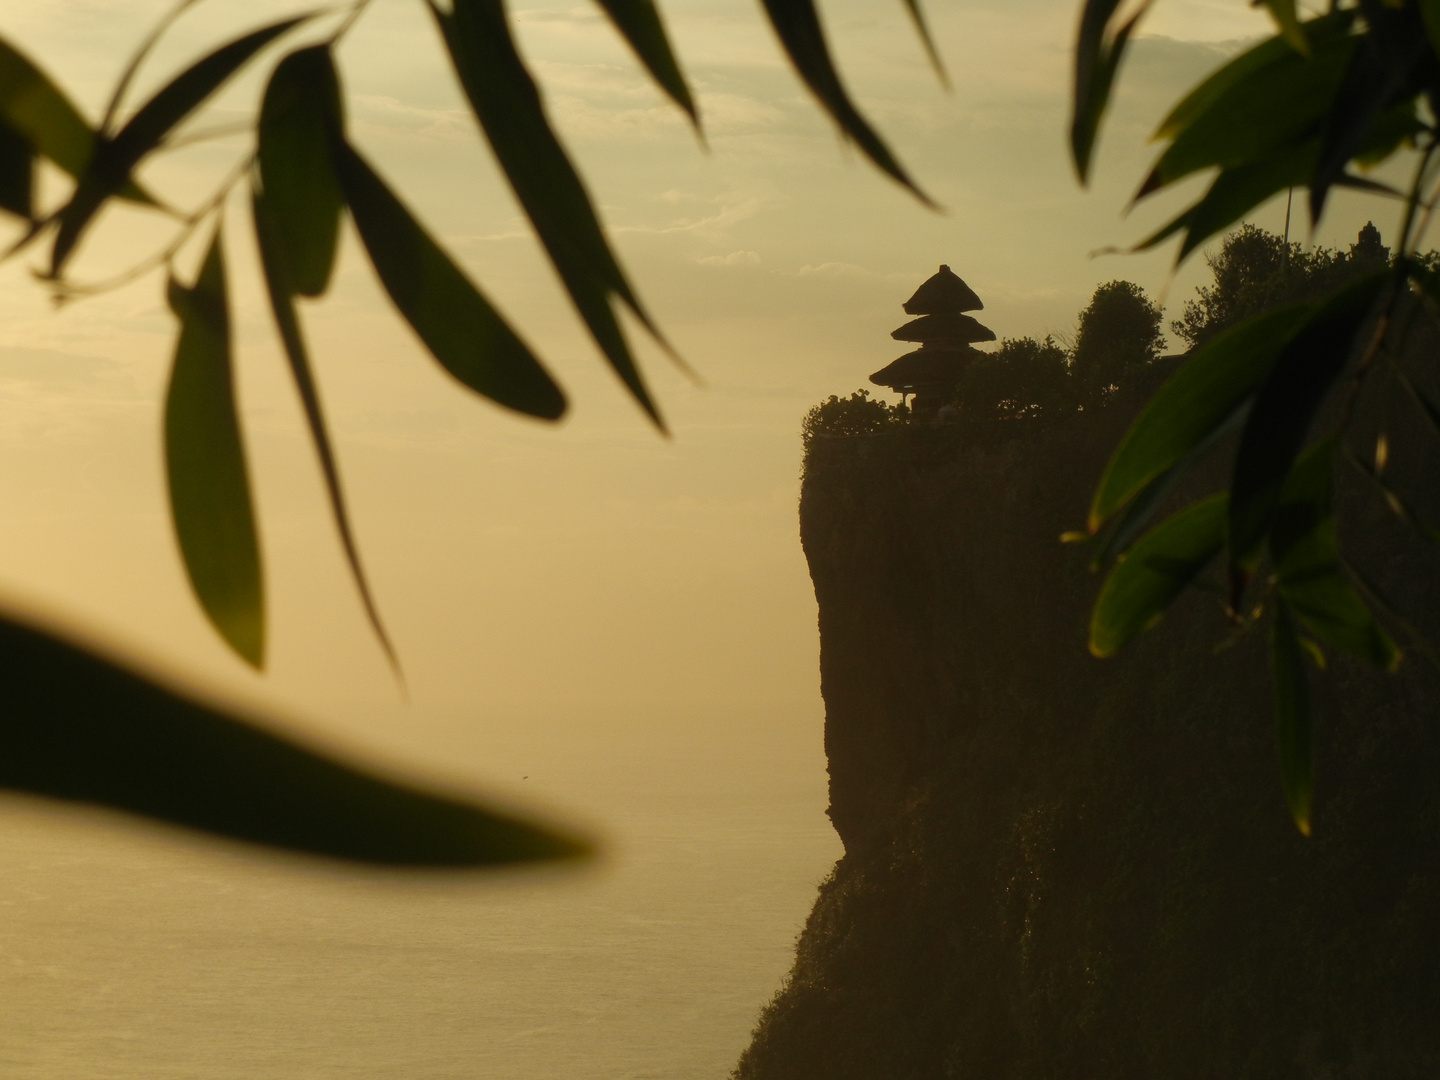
[756, 0, 932, 203]
[165, 230, 264, 668]
[52, 14, 308, 275]
[257, 45, 344, 298]
[252, 187, 400, 675]
[1071, 0, 1145, 184]
[1090, 493, 1226, 658]
[0, 121, 31, 218]
[0, 611, 586, 865]
[434, 0, 664, 425]
[590, 0, 696, 122]
[1089, 304, 1312, 531]
[1227, 271, 1387, 579]
[1270, 601, 1313, 836]
[333, 141, 566, 420]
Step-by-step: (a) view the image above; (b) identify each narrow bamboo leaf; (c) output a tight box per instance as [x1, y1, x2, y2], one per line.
[756, 0, 932, 203]
[0, 611, 587, 865]
[0, 121, 32, 219]
[165, 231, 264, 667]
[52, 15, 309, 276]
[0, 34, 152, 203]
[1089, 304, 1312, 531]
[433, 0, 666, 424]
[1139, 33, 1356, 200]
[897, 0, 947, 85]
[1268, 441, 1401, 670]
[1270, 602, 1313, 836]
[257, 45, 344, 298]
[252, 188, 400, 675]
[1089, 493, 1226, 658]
[333, 141, 566, 421]
[1422, 0, 1440, 60]
[1165, 147, 1315, 262]
[590, 0, 697, 122]
[1311, 13, 1429, 222]
[1258, 0, 1309, 56]
[1070, 0, 1140, 184]
[1227, 271, 1387, 579]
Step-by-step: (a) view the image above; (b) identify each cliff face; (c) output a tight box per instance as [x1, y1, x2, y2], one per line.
[736, 401, 1440, 1080]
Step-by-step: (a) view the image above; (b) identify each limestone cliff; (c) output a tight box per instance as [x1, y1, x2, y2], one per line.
[736, 395, 1440, 1079]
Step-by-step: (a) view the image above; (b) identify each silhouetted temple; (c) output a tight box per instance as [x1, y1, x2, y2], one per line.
[869, 265, 995, 419]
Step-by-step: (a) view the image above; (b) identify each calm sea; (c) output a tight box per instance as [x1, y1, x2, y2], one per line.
[0, 700, 840, 1079]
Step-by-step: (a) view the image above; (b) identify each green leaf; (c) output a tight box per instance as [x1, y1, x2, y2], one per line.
[1270, 601, 1313, 836]
[1089, 303, 1313, 531]
[332, 140, 566, 421]
[1421, 0, 1440, 59]
[590, 0, 697, 122]
[1227, 271, 1388, 580]
[755, 0, 933, 203]
[51, 14, 310, 276]
[0, 34, 151, 204]
[434, 0, 666, 426]
[1138, 31, 1356, 201]
[1070, 0, 1145, 184]
[165, 230, 264, 668]
[1271, 442, 1401, 672]
[897, 0, 947, 86]
[0, 120, 32, 219]
[252, 187, 401, 676]
[1089, 493, 1226, 658]
[0, 610, 587, 865]
[1257, 0, 1309, 56]
[257, 45, 344, 298]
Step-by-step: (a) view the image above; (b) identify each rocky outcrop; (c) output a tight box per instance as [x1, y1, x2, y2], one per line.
[736, 392, 1440, 1079]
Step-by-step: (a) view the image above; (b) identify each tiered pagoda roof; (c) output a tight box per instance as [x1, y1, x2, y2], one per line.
[870, 265, 994, 416]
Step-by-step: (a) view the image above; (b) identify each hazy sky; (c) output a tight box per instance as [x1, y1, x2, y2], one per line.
[0, 0, 1410, 810]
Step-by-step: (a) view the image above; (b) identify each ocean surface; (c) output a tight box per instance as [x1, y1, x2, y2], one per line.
[0, 699, 840, 1079]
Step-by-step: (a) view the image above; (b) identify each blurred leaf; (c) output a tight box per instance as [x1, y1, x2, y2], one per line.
[897, 0, 947, 85]
[1137, 31, 1356, 201]
[252, 188, 400, 675]
[0, 34, 151, 204]
[1070, 0, 1145, 184]
[1089, 304, 1312, 531]
[51, 15, 308, 276]
[1310, 5, 1430, 221]
[1257, 0, 1309, 56]
[1270, 601, 1312, 836]
[1422, 0, 1440, 59]
[755, 0, 933, 203]
[333, 140, 566, 421]
[165, 230, 264, 668]
[0, 610, 587, 865]
[1270, 441, 1401, 670]
[0, 121, 31, 219]
[1089, 493, 1226, 658]
[434, 0, 665, 425]
[257, 45, 344, 298]
[590, 0, 697, 122]
[1227, 271, 1387, 581]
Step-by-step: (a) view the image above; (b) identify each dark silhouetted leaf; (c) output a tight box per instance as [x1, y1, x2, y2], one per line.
[0, 121, 31, 219]
[1227, 271, 1387, 581]
[434, 0, 666, 425]
[257, 46, 344, 298]
[252, 187, 400, 676]
[165, 230, 264, 668]
[590, 0, 696, 122]
[1090, 493, 1226, 658]
[1089, 304, 1312, 531]
[1258, 0, 1308, 56]
[1422, 0, 1440, 58]
[333, 140, 566, 421]
[1070, 0, 1144, 184]
[755, 0, 932, 202]
[1270, 601, 1312, 836]
[898, 0, 947, 85]
[51, 15, 309, 276]
[0, 610, 587, 865]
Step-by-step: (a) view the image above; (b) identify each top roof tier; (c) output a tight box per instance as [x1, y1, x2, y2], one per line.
[902, 264, 983, 314]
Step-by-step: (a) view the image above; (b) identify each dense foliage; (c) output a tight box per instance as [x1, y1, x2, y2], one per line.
[802, 390, 908, 450]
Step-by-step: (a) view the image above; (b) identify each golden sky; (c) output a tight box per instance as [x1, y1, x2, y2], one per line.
[0, 0, 1407, 814]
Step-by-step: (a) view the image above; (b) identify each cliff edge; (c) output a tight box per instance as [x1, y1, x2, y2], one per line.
[736, 401, 1440, 1079]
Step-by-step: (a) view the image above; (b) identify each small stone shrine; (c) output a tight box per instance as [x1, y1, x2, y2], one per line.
[869, 265, 995, 419]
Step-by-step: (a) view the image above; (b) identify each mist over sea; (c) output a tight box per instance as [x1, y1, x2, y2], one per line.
[0, 700, 838, 1079]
